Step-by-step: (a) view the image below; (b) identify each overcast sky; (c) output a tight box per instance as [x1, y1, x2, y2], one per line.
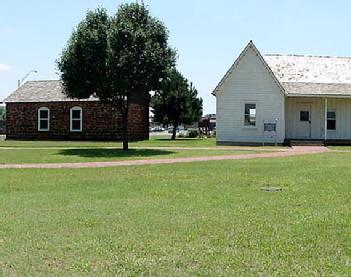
[1, 0, 351, 113]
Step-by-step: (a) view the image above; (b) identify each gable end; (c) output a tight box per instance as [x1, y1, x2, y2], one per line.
[212, 41, 286, 96]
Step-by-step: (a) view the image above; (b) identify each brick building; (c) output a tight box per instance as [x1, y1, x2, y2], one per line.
[4, 80, 149, 141]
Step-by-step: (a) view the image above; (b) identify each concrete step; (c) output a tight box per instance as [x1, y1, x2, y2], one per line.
[289, 140, 325, 146]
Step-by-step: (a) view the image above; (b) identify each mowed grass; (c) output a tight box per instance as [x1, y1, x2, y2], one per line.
[0, 148, 263, 164]
[329, 146, 351, 150]
[0, 137, 276, 164]
[0, 136, 285, 149]
[0, 153, 350, 276]
[0, 136, 217, 148]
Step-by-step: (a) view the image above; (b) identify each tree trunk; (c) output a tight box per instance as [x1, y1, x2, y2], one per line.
[121, 101, 129, 151]
[171, 123, 178, 140]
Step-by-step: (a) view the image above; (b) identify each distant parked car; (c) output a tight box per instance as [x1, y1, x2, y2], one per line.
[168, 126, 186, 133]
[151, 126, 165, 132]
[168, 127, 178, 133]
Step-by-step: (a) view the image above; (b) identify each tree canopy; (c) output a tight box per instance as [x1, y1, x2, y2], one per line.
[151, 69, 203, 139]
[0, 106, 5, 120]
[57, 3, 176, 150]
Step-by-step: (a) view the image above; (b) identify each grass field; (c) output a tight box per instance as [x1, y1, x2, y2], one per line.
[0, 137, 278, 164]
[329, 146, 351, 150]
[0, 136, 285, 149]
[0, 148, 264, 164]
[0, 136, 218, 148]
[0, 152, 350, 276]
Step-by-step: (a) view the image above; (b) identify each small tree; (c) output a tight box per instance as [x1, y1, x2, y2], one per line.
[151, 69, 203, 140]
[57, 4, 175, 150]
[0, 106, 5, 134]
[0, 106, 5, 119]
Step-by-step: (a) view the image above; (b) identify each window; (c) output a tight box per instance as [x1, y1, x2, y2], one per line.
[300, 111, 310, 122]
[70, 106, 82, 132]
[244, 103, 256, 126]
[38, 107, 49, 131]
[327, 110, 336, 130]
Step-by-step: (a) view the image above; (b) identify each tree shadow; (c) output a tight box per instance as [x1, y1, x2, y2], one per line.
[154, 138, 202, 142]
[58, 148, 175, 158]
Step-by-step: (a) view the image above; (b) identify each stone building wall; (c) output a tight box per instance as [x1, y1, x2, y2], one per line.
[6, 101, 149, 141]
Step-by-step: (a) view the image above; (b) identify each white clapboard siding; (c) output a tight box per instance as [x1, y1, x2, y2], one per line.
[286, 97, 351, 140]
[216, 46, 285, 143]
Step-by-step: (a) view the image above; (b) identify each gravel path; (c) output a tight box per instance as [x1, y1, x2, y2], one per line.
[0, 146, 328, 169]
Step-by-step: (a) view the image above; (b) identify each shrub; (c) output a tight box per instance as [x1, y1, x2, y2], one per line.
[177, 131, 186, 138]
[187, 129, 199, 138]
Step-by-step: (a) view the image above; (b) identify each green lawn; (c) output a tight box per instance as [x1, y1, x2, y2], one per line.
[329, 146, 351, 151]
[0, 152, 350, 276]
[0, 137, 280, 164]
[0, 148, 263, 164]
[0, 136, 284, 149]
[0, 136, 218, 148]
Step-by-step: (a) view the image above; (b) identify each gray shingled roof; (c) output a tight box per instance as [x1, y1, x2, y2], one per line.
[3, 80, 98, 103]
[264, 54, 351, 97]
[264, 54, 351, 83]
[282, 82, 351, 97]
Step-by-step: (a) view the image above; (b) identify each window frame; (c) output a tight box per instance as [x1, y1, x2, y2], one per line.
[70, 106, 83, 132]
[300, 111, 310, 122]
[38, 107, 50, 132]
[244, 103, 257, 127]
[327, 109, 336, 131]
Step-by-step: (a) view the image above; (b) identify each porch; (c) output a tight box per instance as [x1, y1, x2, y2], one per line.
[285, 97, 351, 142]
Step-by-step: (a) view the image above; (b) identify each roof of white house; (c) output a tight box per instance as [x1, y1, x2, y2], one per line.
[264, 54, 351, 84]
[213, 41, 351, 97]
[282, 82, 351, 97]
[3, 80, 98, 103]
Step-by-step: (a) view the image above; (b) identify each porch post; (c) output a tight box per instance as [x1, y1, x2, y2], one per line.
[324, 98, 328, 142]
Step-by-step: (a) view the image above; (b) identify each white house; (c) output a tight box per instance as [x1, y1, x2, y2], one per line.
[213, 41, 351, 145]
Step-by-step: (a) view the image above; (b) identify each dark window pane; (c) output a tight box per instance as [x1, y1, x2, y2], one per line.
[72, 109, 81, 119]
[245, 104, 256, 115]
[245, 115, 256, 126]
[300, 111, 309, 122]
[40, 119, 48, 130]
[40, 110, 48, 119]
[244, 115, 250, 126]
[327, 111, 336, 119]
[327, 120, 336, 130]
[72, 120, 81, 130]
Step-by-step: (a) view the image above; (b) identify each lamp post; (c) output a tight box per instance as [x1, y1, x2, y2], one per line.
[18, 70, 38, 88]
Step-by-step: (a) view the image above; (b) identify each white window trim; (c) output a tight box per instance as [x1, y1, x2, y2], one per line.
[70, 106, 83, 132]
[243, 102, 257, 129]
[38, 107, 50, 132]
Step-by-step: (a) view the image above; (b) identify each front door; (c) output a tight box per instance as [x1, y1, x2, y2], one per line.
[296, 105, 311, 138]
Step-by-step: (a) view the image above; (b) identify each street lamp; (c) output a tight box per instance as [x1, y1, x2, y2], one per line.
[18, 70, 38, 88]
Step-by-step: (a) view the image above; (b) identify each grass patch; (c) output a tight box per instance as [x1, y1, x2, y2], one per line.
[0, 136, 217, 148]
[0, 148, 262, 164]
[329, 146, 351, 150]
[0, 152, 350, 275]
[0, 136, 286, 149]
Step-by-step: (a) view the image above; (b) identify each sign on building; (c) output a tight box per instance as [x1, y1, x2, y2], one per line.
[262, 119, 278, 146]
[264, 123, 276, 132]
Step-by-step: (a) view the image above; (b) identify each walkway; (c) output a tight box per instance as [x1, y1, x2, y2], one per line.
[0, 146, 285, 151]
[0, 146, 328, 169]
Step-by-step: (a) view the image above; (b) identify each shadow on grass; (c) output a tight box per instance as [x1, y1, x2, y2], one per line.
[154, 138, 203, 142]
[58, 148, 175, 158]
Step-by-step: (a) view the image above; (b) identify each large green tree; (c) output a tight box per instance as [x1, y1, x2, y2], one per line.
[151, 69, 203, 140]
[57, 3, 175, 150]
